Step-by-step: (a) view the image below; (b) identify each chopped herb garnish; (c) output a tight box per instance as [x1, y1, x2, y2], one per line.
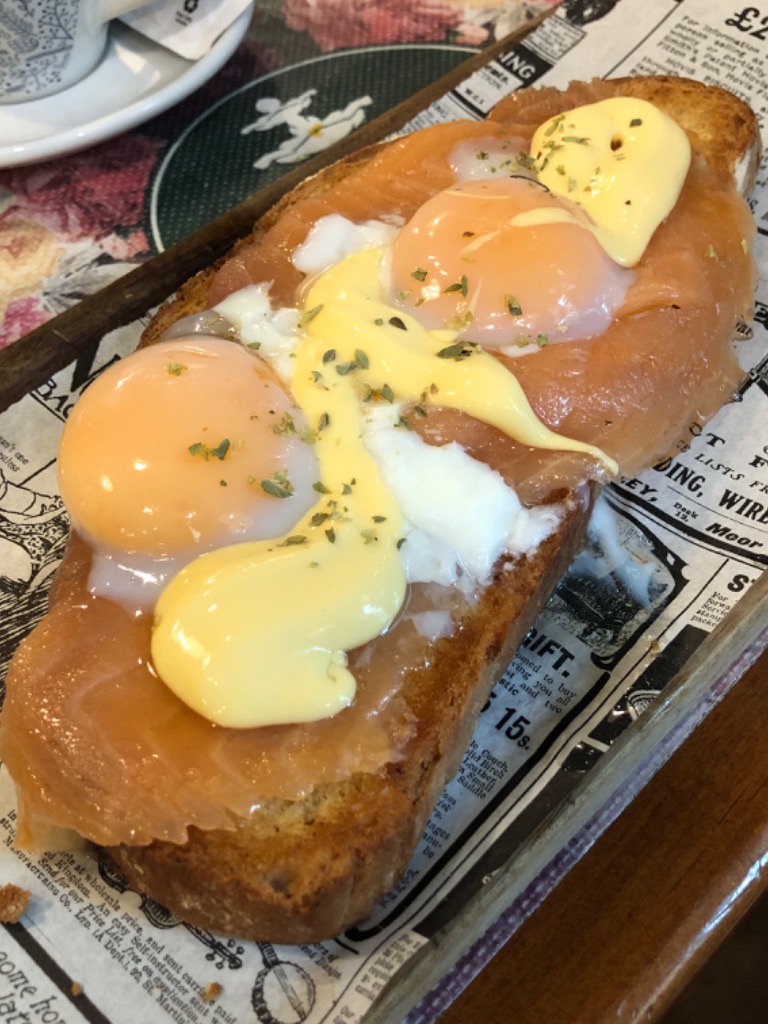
[706, 244, 718, 259]
[444, 274, 469, 297]
[629, 117, 643, 127]
[322, 348, 336, 364]
[246, 341, 261, 350]
[313, 481, 332, 494]
[505, 294, 523, 316]
[335, 350, 369, 376]
[544, 114, 565, 137]
[219, 479, 227, 487]
[311, 512, 331, 526]
[366, 381, 396, 404]
[561, 135, 590, 144]
[436, 342, 474, 361]
[261, 470, 294, 499]
[325, 527, 336, 543]
[396, 416, 413, 430]
[188, 438, 231, 461]
[374, 317, 384, 325]
[342, 482, 353, 495]
[446, 310, 474, 331]
[397, 537, 407, 549]
[272, 412, 297, 437]
[372, 515, 387, 523]
[300, 304, 324, 326]
[328, 501, 346, 523]
[536, 333, 549, 347]
[462, 230, 475, 238]
[556, 164, 566, 176]
[317, 411, 330, 432]
[361, 529, 378, 544]
[388, 316, 407, 331]
[412, 268, 428, 281]
[167, 361, 187, 376]
[567, 176, 577, 192]
[279, 535, 307, 546]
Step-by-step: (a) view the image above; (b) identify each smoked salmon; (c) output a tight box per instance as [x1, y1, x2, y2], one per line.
[0, 77, 759, 942]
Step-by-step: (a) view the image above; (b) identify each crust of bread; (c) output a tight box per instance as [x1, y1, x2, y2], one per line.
[48, 77, 762, 941]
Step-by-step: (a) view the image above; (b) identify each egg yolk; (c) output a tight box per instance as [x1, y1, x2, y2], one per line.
[58, 338, 319, 557]
[390, 176, 631, 348]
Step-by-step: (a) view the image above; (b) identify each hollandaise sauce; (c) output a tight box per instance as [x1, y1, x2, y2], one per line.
[530, 96, 691, 266]
[152, 247, 615, 728]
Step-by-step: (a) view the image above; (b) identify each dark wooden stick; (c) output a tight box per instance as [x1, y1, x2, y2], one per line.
[0, 11, 551, 413]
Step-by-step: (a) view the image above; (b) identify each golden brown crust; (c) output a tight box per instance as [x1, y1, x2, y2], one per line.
[53, 77, 763, 941]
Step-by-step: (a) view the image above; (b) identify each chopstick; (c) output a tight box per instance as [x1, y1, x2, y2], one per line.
[0, 10, 552, 414]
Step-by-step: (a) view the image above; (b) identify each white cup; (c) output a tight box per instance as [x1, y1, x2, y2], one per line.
[0, 0, 151, 104]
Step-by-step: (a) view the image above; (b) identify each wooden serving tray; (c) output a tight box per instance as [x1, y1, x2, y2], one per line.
[368, 569, 768, 1021]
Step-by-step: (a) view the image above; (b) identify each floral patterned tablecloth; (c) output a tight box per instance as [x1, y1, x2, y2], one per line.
[0, 0, 561, 350]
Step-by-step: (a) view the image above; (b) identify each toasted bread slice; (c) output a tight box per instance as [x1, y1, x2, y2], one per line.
[109, 494, 590, 942]
[106, 76, 759, 940]
[2, 76, 759, 943]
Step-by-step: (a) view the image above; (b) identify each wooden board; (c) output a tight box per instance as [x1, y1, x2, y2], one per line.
[366, 571, 768, 1021]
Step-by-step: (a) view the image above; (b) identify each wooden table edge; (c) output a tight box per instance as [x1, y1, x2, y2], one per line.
[436, 646, 768, 1024]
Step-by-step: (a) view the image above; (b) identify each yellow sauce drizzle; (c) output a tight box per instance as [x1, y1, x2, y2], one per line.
[152, 248, 615, 727]
[531, 97, 691, 266]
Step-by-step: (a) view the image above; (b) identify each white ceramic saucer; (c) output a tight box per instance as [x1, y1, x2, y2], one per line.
[0, 7, 252, 169]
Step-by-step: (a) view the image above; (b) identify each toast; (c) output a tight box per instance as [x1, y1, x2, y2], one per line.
[1, 76, 760, 943]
